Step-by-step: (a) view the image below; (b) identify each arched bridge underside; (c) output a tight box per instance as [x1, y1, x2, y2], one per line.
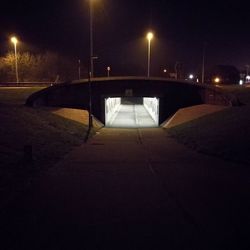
[26, 77, 237, 126]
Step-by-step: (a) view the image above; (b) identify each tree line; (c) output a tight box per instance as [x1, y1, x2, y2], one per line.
[0, 51, 85, 82]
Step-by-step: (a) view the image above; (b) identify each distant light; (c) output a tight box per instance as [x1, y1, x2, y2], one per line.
[107, 66, 111, 77]
[246, 75, 250, 81]
[214, 77, 221, 83]
[11, 36, 18, 45]
[239, 80, 243, 85]
[147, 32, 154, 41]
[163, 69, 167, 73]
[189, 74, 194, 80]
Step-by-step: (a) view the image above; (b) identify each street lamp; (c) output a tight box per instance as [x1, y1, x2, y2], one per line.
[202, 42, 207, 83]
[78, 59, 81, 80]
[11, 36, 19, 83]
[146, 32, 154, 78]
[189, 74, 194, 80]
[88, 0, 97, 129]
[107, 66, 111, 77]
[214, 77, 221, 84]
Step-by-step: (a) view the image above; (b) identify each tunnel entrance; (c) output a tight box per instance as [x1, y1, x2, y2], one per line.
[105, 97, 159, 128]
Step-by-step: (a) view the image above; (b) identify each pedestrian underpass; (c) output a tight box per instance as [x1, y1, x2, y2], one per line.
[105, 97, 159, 128]
[26, 77, 235, 125]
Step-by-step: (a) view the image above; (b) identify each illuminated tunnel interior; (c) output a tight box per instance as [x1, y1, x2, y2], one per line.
[105, 97, 159, 128]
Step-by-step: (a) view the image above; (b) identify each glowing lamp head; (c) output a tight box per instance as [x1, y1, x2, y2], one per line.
[189, 74, 194, 80]
[147, 32, 154, 41]
[11, 37, 18, 45]
[163, 69, 167, 73]
[107, 66, 111, 71]
[214, 77, 221, 83]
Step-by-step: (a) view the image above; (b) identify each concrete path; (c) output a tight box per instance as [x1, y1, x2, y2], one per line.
[107, 104, 157, 128]
[1, 128, 250, 250]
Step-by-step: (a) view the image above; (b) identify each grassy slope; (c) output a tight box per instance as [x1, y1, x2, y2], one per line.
[0, 87, 89, 168]
[166, 86, 250, 165]
[0, 87, 89, 205]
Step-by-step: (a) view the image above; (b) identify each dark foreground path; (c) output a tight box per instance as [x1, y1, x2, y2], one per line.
[1, 128, 250, 250]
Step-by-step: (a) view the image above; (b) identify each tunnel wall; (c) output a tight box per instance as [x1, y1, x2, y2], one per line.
[105, 97, 121, 125]
[143, 98, 159, 124]
[26, 78, 236, 124]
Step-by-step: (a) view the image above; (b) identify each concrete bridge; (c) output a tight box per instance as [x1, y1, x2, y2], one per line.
[26, 77, 237, 127]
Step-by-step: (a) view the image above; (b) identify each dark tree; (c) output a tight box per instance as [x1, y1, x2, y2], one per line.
[209, 65, 240, 85]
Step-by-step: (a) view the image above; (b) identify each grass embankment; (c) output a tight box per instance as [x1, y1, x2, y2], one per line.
[0, 87, 90, 205]
[166, 86, 250, 165]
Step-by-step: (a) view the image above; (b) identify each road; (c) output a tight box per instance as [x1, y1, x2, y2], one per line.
[1, 128, 250, 249]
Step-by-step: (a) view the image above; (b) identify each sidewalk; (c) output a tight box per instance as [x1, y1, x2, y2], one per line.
[1, 128, 250, 249]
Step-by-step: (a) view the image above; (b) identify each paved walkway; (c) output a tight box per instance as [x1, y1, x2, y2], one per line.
[107, 104, 157, 128]
[1, 128, 250, 249]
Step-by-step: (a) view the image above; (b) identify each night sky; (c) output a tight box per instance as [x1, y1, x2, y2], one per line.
[1, 0, 249, 77]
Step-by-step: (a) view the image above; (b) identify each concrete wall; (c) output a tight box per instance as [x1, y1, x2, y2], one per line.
[26, 77, 236, 124]
[105, 97, 121, 126]
[143, 97, 159, 124]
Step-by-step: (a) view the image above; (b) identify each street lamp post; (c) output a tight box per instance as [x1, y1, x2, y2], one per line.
[202, 42, 207, 84]
[11, 37, 19, 84]
[88, 0, 95, 129]
[90, 0, 94, 78]
[147, 32, 154, 78]
[107, 66, 111, 77]
[163, 68, 167, 77]
[78, 59, 81, 80]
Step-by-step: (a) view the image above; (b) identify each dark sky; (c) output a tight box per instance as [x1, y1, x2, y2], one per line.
[1, 0, 249, 77]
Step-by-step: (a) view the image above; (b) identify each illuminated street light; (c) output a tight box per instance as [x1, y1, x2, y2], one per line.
[214, 77, 221, 84]
[147, 32, 154, 41]
[78, 59, 81, 80]
[146, 32, 154, 78]
[163, 68, 167, 78]
[107, 66, 111, 77]
[189, 74, 194, 80]
[11, 36, 19, 83]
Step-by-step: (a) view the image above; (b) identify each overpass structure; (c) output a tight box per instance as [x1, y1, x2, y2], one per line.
[26, 77, 237, 127]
